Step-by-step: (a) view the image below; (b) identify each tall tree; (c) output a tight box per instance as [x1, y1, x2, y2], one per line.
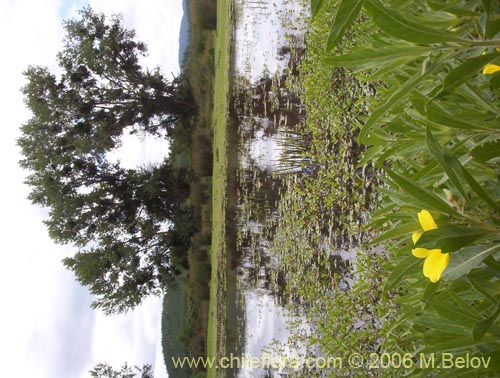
[24, 6, 194, 139]
[18, 6, 191, 314]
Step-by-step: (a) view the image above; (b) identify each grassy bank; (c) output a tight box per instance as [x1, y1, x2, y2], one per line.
[206, 0, 234, 376]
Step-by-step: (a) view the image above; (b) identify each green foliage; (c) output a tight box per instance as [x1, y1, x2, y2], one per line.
[326, 0, 365, 52]
[442, 244, 500, 281]
[415, 226, 494, 253]
[264, 2, 392, 375]
[18, 6, 194, 315]
[188, 0, 217, 30]
[314, 0, 500, 375]
[310, 0, 324, 18]
[363, 0, 465, 44]
[281, 0, 500, 375]
[324, 44, 434, 70]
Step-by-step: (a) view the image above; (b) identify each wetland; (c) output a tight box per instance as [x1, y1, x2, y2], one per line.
[205, 0, 379, 377]
[165, 1, 500, 378]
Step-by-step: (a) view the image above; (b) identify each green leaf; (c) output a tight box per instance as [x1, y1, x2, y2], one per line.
[482, 0, 492, 35]
[415, 316, 467, 335]
[437, 365, 495, 378]
[326, 0, 365, 52]
[473, 302, 500, 341]
[363, 0, 465, 44]
[482, 0, 492, 16]
[455, 156, 500, 213]
[422, 330, 466, 346]
[468, 275, 498, 303]
[463, 82, 500, 116]
[471, 139, 500, 163]
[422, 281, 439, 305]
[310, 0, 324, 18]
[427, 103, 492, 132]
[445, 286, 483, 318]
[486, 19, 500, 39]
[420, 335, 498, 353]
[415, 226, 493, 253]
[431, 302, 479, 328]
[483, 351, 500, 372]
[427, 0, 479, 16]
[359, 52, 453, 143]
[361, 71, 424, 142]
[442, 150, 469, 192]
[484, 256, 500, 279]
[411, 93, 493, 132]
[438, 52, 500, 97]
[367, 56, 416, 80]
[442, 243, 500, 280]
[490, 70, 500, 88]
[370, 221, 420, 245]
[426, 126, 467, 199]
[359, 145, 384, 166]
[323, 45, 432, 69]
[384, 255, 421, 292]
[383, 166, 458, 215]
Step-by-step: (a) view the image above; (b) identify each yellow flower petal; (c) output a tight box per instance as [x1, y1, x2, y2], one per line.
[418, 210, 438, 231]
[412, 247, 433, 259]
[423, 250, 450, 283]
[483, 63, 500, 75]
[412, 231, 423, 244]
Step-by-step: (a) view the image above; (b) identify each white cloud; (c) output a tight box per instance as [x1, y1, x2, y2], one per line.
[90, 0, 182, 77]
[0, 0, 73, 375]
[87, 296, 161, 371]
[0, 0, 183, 377]
[107, 128, 171, 170]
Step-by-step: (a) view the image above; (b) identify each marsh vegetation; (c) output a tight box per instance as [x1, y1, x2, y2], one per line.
[199, 1, 500, 378]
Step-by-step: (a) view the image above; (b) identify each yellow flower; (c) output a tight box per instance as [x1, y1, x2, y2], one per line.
[482, 49, 500, 74]
[483, 63, 500, 75]
[412, 210, 449, 283]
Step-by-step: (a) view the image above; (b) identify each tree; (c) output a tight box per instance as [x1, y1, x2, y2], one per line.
[22, 6, 194, 139]
[89, 363, 153, 378]
[18, 6, 191, 314]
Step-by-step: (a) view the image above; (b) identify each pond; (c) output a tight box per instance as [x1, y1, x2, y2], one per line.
[223, 0, 316, 377]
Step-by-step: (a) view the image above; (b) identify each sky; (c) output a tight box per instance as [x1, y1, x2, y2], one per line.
[0, 0, 184, 377]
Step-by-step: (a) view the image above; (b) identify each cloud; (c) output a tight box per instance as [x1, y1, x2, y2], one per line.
[87, 296, 164, 373]
[0, 1, 79, 377]
[59, 0, 88, 18]
[90, 0, 183, 76]
[27, 279, 95, 378]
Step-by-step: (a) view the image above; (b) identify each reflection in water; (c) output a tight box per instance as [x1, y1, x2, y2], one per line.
[234, 0, 306, 82]
[243, 128, 284, 171]
[226, 0, 311, 376]
[238, 293, 310, 378]
[223, 1, 380, 376]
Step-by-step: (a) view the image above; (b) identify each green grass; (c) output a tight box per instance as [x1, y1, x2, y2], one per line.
[207, 0, 234, 375]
